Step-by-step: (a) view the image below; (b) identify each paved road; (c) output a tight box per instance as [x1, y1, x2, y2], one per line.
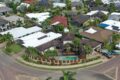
[0, 51, 118, 80]
[90, 55, 120, 73]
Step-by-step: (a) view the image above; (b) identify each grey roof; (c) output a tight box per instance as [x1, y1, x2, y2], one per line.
[0, 18, 9, 26]
[0, 7, 12, 13]
[72, 14, 90, 24]
[1, 15, 24, 23]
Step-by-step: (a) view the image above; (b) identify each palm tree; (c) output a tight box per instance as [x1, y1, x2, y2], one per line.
[26, 47, 39, 59]
[72, 38, 81, 55]
[59, 71, 76, 80]
[83, 45, 92, 55]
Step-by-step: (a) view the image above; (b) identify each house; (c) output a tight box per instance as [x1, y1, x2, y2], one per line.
[80, 27, 113, 43]
[1, 15, 24, 24]
[52, 0, 66, 3]
[26, 12, 50, 25]
[0, 3, 12, 15]
[101, 0, 120, 4]
[24, 0, 34, 4]
[0, 18, 10, 32]
[80, 38, 102, 52]
[90, 5, 108, 11]
[0, 26, 42, 40]
[4, 0, 21, 3]
[71, 0, 83, 8]
[51, 16, 68, 27]
[18, 31, 62, 52]
[71, 14, 90, 27]
[108, 12, 120, 21]
[53, 2, 66, 8]
[62, 33, 75, 44]
[17, 2, 30, 11]
[86, 10, 109, 18]
[99, 20, 120, 32]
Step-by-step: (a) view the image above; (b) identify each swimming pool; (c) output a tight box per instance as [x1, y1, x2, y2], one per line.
[56, 56, 78, 61]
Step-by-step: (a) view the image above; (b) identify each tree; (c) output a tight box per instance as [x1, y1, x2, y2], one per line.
[59, 71, 76, 80]
[66, 0, 71, 10]
[83, 45, 92, 55]
[44, 50, 58, 58]
[16, 19, 23, 27]
[72, 38, 81, 54]
[26, 47, 39, 58]
[112, 33, 120, 43]
[95, 0, 102, 6]
[109, 3, 116, 12]
[54, 24, 64, 33]
[46, 71, 76, 80]
[7, 1, 18, 13]
[104, 42, 113, 51]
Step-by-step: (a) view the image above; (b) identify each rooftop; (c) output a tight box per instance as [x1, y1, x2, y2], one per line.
[0, 18, 9, 26]
[26, 12, 50, 24]
[19, 32, 62, 47]
[1, 15, 24, 23]
[53, 3, 66, 8]
[0, 26, 42, 40]
[51, 16, 68, 27]
[100, 20, 120, 32]
[80, 27, 113, 43]
[72, 14, 90, 24]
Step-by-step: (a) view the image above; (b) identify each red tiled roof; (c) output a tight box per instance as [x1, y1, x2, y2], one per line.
[24, 0, 34, 4]
[51, 16, 68, 27]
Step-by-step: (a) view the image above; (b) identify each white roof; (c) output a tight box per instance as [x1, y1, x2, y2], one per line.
[51, 21, 60, 25]
[71, 0, 80, 2]
[116, 43, 120, 49]
[53, 3, 66, 8]
[85, 28, 97, 34]
[101, 20, 120, 32]
[86, 10, 98, 16]
[0, 26, 42, 40]
[0, 3, 6, 7]
[111, 12, 120, 15]
[20, 32, 62, 47]
[102, 0, 120, 4]
[26, 12, 50, 24]
[86, 10, 108, 16]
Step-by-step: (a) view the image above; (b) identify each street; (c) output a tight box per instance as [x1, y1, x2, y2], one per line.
[0, 51, 119, 80]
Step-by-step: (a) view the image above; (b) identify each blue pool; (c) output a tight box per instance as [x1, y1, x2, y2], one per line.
[56, 56, 79, 61]
[98, 23, 109, 28]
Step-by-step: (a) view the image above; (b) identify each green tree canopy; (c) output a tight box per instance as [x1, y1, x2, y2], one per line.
[59, 71, 76, 80]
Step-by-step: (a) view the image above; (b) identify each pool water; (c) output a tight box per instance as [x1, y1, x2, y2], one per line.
[56, 56, 78, 61]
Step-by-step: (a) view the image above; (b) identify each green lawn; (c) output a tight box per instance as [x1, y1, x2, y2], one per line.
[5, 43, 22, 54]
[44, 50, 58, 58]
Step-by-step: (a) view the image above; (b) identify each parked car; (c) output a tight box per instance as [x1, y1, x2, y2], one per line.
[111, 50, 120, 55]
[101, 49, 112, 58]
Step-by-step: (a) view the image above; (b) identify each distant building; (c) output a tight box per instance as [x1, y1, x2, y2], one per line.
[26, 12, 50, 25]
[0, 3, 12, 15]
[1, 15, 24, 24]
[71, 14, 90, 27]
[108, 12, 120, 21]
[99, 20, 120, 32]
[51, 16, 68, 27]
[0, 18, 10, 32]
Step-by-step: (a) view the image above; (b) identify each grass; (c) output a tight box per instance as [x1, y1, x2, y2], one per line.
[5, 43, 22, 55]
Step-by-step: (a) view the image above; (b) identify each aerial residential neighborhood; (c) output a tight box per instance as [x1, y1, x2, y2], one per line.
[0, 0, 120, 80]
